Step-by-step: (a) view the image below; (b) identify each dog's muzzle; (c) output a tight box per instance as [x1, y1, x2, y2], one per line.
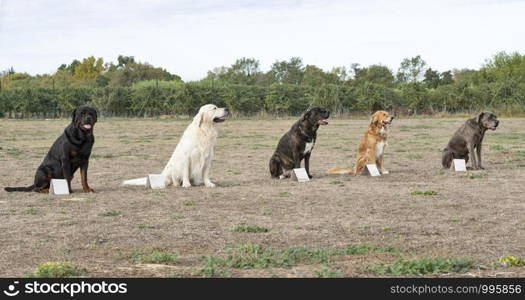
[79, 120, 94, 130]
[487, 121, 499, 130]
[213, 110, 228, 123]
[383, 117, 394, 125]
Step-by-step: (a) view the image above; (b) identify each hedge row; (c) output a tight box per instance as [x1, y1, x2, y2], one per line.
[1, 81, 524, 118]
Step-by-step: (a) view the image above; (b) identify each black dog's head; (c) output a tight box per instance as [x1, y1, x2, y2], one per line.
[477, 111, 499, 131]
[302, 107, 330, 126]
[71, 105, 98, 132]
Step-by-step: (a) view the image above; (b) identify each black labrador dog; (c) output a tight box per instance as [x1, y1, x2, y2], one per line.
[5, 105, 97, 193]
[269, 107, 330, 179]
[442, 111, 499, 170]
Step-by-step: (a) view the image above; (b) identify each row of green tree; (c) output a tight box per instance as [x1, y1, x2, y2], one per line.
[1, 52, 524, 117]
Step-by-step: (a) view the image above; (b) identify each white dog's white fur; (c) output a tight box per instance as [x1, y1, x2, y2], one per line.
[123, 104, 227, 188]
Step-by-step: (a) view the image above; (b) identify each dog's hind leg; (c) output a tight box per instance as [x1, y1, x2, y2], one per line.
[463, 152, 469, 164]
[33, 166, 52, 193]
[171, 174, 181, 187]
[354, 156, 366, 175]
[441, 148, 453, 169]
[181, 159, 192, 188]
[269, 155, 283, 178]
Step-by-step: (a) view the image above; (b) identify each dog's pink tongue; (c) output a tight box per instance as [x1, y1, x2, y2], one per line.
[83, 124, 92, 129]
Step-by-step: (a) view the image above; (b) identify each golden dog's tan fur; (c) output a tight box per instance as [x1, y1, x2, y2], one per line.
[327, 110, 393, 175]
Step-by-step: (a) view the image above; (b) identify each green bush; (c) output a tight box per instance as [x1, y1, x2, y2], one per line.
[368, 257, 474, 275]
[31, 262, 86, 278]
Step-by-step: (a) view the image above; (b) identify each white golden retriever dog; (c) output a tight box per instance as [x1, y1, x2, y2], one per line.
[123, 104, 228, 188]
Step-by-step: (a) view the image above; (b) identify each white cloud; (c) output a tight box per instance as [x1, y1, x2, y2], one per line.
[0, 0, 524, 80]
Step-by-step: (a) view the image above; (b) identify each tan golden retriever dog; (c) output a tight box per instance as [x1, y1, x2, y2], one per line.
[327, 110, 393, 175]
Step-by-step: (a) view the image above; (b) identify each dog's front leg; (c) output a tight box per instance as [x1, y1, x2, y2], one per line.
[467, 142, 478, 169]
[181, 158, 192, 188]
[203, 157, 215, 188]
[80, 161, 94, 192]
[476, 140, 484, 169]
[61, 157, 74, 193]
[304, 153, 313, 178]
[377, 154, 389, 174]
[292, 149, 302, 169]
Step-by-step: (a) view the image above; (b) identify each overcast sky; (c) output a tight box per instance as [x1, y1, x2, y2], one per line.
[0, 0, 524, 81]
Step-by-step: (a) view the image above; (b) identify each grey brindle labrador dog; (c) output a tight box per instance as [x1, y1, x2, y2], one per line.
[442, 111, 499, 170]
[269, 107, 330, 179]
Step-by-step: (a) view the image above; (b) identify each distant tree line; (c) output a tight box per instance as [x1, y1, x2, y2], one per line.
[1, 52, 524, 117]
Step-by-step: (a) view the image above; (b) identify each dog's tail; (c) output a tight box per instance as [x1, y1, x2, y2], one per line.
[326, 168, 354, 175]
[4, 184, 36, 192]
[122, 177, 147, 186]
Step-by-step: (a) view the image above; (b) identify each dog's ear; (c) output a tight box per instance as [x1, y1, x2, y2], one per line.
[477, 112, 485, 123]
[194, 111, 204, 127]
[370, 112, 379, 126]
[71, 108, 77, 123]
[93, 107, 98, 123]
[301, 108, 312, 121]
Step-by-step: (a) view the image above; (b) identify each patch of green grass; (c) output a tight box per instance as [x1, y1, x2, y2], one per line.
[330, 180, 344, 185]
[200, 243, 400, 271]
[466, 172, 485, 179]
[220, 183, 241, 187]
[278, 192, 290, 197]
[90, 153, 117, 159]
[410, 190, 438, 196]
[398, 125, 433, 131]
[343, 243, 399, 255]
[381, 226, 392, 231]
[368, 257, 474, 275]
[414, 133, 431, 139]
[194, 257, 233, 278]
[394, 149, 408, 152]
[62, 220, 78, 226]
[137, 224, 156, 229]
[313, 268, 342, 278]
[29, 262, 86, 278]
[183, 201, 196, 206]
[133, 251, 178, 264]
[98, 210, 121, 217]
[206, 244, 335, 269]
[233, 224, 269, 233]
[171, 216, 185, 220]
[407, 154, 423, 159]
[451, 218, 461, 222]
[495, 255, 525, 267]
[226, 169, 241, 175]
[489, 145, 508, 153]
[6, 147, 23, 157]
[22, 208, 39, 215]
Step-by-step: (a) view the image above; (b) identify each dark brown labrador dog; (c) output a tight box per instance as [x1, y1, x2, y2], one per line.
[442, 111, 499, 170]
[269, 107, 330, 179]
[5, 105, 97, 193]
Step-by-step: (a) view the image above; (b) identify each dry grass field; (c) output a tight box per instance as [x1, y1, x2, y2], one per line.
[1, 116, 524, 277]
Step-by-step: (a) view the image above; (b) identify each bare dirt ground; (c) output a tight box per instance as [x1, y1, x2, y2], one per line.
[1, 116, 524, 277]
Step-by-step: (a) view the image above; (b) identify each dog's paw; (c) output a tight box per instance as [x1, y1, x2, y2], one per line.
[205, 182, 216, 188]
[308, 174, 313, 179]
[83, 188, 95, 193]
[182, 182, 192, 188]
